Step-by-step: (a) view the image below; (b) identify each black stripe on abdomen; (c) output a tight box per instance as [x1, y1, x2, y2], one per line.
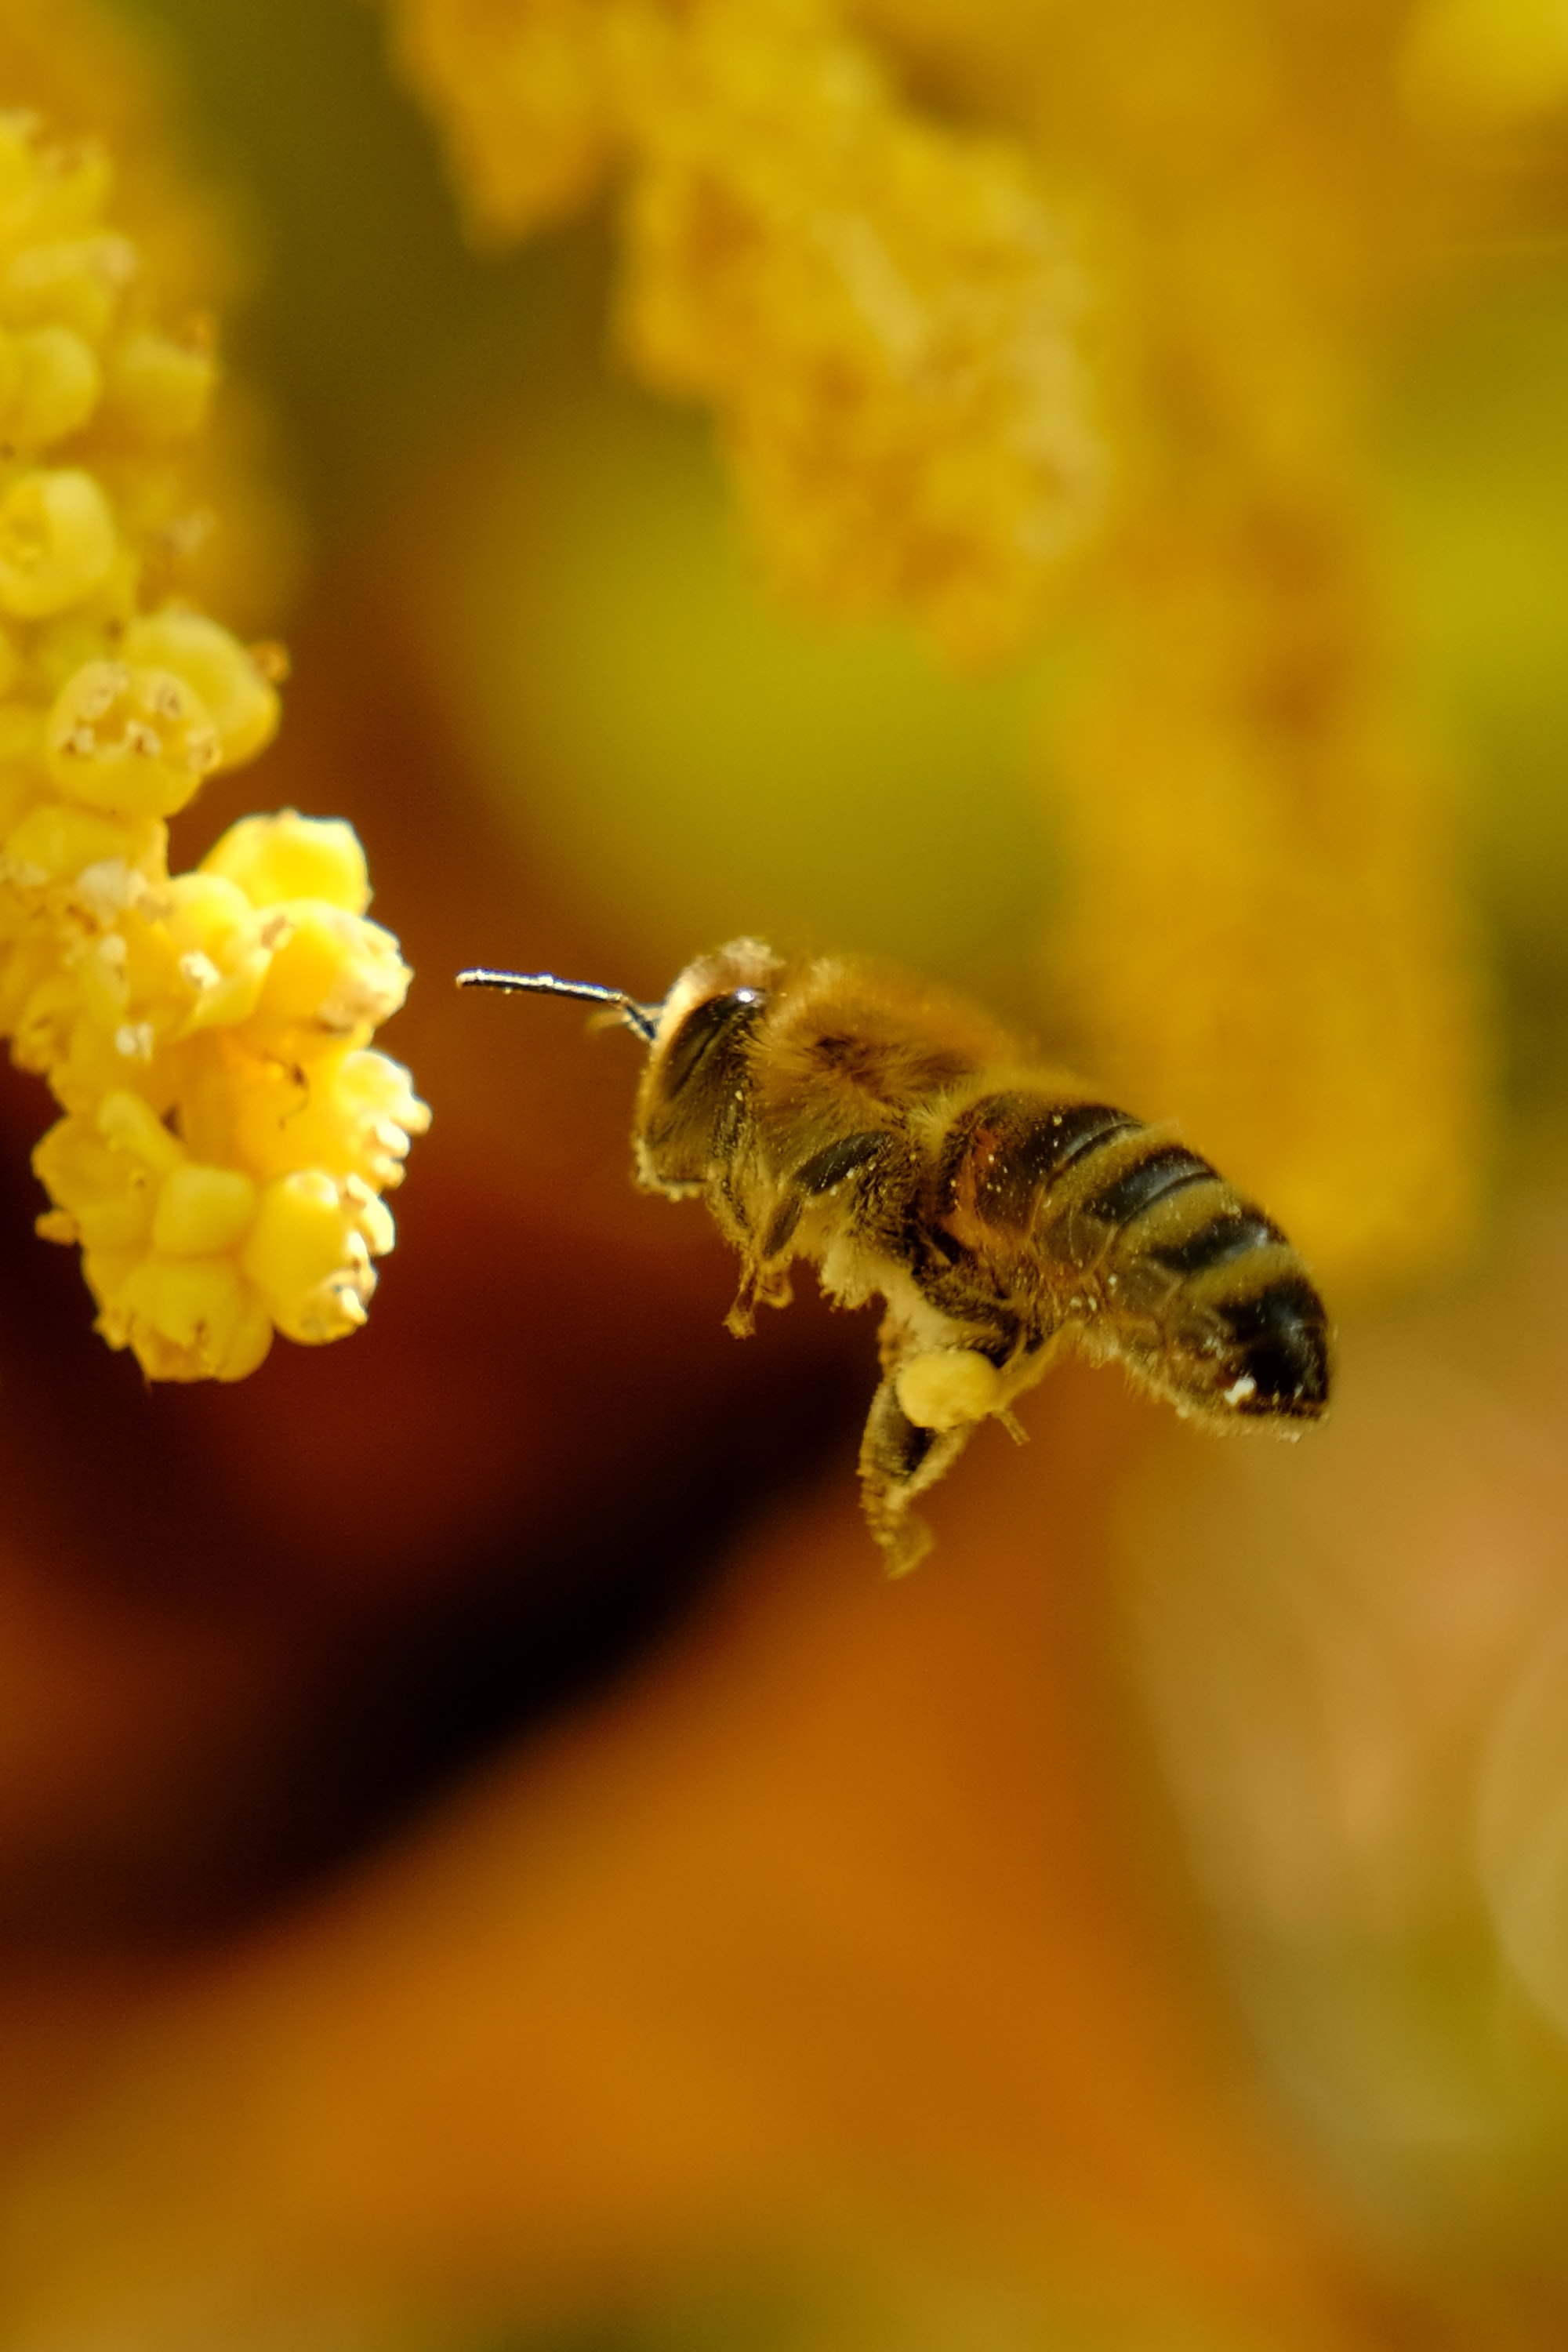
[955, 1094, 1140, 1236]
[1083, 1144, 1216, 1231]
[1151, 1207, 1283, 1276]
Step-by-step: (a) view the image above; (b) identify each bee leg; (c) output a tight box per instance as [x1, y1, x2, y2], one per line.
[857, 1374, 976, 1577]
[724, 1255, 795, 1338]
[726, 1188, 806, 1337]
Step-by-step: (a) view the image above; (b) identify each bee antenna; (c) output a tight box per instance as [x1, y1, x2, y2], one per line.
[456, 967, 660, 1044]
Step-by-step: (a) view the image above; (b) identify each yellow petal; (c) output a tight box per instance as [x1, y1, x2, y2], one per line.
[150, 1164, 258, 1256]
[238, 1168, 376, 1345]
[201, 808, 368, 913]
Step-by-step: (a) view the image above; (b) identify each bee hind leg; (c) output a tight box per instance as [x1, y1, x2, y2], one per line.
[857, 1374, 977, 1577]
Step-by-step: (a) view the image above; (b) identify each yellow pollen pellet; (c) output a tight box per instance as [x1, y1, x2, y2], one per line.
[0, 468, 117, 618]
[896, 1348, 1007, 1431]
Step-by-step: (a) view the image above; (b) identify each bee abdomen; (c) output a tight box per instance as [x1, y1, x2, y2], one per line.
[1204, 1269, 1331, 1418]
[944, 1091, 1142, 1237]
[1080, 1142, 1218, 1231]
[1070, 1131, 1330, 1419]
[1148, 1207, 1283, 1276]
[946, 1088, 1330, 1425]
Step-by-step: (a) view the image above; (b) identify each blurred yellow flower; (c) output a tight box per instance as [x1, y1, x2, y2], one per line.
[390, 0, 1105, 663]
[390, 0, 1489, 1298]
[0, 111, 428, 1381]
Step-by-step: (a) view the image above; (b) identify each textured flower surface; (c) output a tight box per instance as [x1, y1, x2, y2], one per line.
[390, 0, 1105, 666]
[0, 111, 427, 1379]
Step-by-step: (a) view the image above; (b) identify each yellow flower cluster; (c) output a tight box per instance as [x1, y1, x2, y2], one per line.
[388, 0, 1104, 662]
[0, 112, 428, 1380]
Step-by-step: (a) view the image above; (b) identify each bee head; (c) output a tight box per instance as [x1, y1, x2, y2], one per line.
[634, 939, 782, 1190]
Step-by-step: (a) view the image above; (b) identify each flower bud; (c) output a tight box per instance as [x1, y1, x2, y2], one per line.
[0, 324, 100, 445]
[100, 327, 214, 442]
[46, 659, 220, 816]
[122, 612, 280, 768]
[240, 1169, 377, 1344]
[201, 808, 368, 912]
[108, 1253, 274, 1381]
[239, 902, 410, 1058]
[1, 231, 137, 342]
[0, 467, 116, 617]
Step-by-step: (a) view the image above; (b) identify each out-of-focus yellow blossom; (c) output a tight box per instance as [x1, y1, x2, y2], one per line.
[388, 0, 615, 235]
[825, 0, 1493, 1290]
[1402, 0, 1568, 133]
[1047, 510, 1483, 1291]
[389, 0, 1104, 663]
[962, 0, 1489, 1291]
[390, 0, 1490, 1298]
[0, 114, 428, 1381]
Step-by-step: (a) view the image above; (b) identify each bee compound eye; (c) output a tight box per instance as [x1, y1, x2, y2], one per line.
[895, 1348, 1006, 1432]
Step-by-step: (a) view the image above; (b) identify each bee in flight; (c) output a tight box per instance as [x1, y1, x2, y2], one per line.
[460, 941, 1331, 1573]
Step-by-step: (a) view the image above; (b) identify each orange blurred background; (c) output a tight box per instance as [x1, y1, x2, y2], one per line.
[2, 2, 1568, 2345]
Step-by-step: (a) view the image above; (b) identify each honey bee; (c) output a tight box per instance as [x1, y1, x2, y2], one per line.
[460, 941, 1331, 1572]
